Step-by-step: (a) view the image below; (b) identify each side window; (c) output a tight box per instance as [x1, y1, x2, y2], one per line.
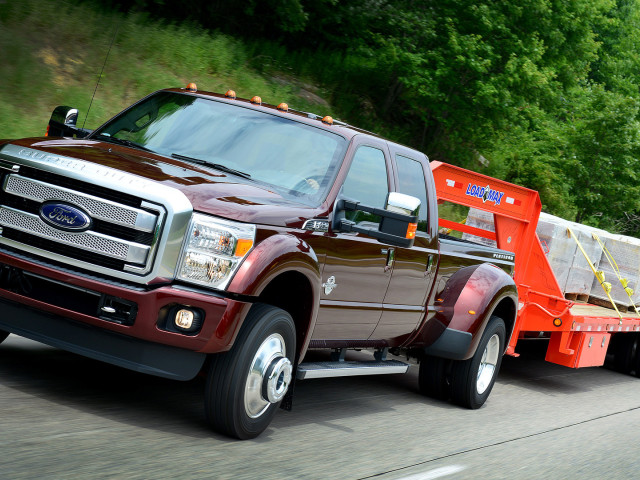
[342, 146, 389, 223]
[395, 154, 428, 233]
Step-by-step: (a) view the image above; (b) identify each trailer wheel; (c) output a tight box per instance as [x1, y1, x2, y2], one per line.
[450, 316, 505, 409]
[204, 303, 296, 440]
[612, 333, 638, 375]
[0, 330, 8, 345]
[418, 355, 451, 400]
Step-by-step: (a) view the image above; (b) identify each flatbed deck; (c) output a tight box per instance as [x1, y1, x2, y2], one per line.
[570, 302, 640, 319]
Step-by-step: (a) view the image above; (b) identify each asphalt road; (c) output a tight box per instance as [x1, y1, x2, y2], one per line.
[1, 335, 639, 480]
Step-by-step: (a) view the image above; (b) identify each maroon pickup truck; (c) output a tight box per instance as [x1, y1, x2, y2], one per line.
[0, 86, 517, 439]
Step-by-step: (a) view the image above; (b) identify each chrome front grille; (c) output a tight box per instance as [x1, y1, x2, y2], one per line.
[0, 207, 148, 264]
[0, 143, 194, 284]
[4, 175, 156, 231]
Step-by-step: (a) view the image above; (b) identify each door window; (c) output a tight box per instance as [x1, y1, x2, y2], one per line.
[395, 154, 428, 233]
[342, 146, 389, 223]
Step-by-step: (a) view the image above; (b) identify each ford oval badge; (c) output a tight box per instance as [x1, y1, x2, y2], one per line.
[39, 202, 92, 232]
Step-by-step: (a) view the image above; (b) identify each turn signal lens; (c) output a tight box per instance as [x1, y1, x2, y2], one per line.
[406, 222, 418, 239]
[235, 238, 254, 257]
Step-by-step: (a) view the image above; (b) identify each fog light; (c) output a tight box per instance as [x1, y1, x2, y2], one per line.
[172, 307, 204, 334]
[175, 309, 195, 329]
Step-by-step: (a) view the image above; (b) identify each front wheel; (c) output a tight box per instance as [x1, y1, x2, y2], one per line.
[0, 330, 8, 345]
[450, 316, 505, 409]
[205, 303, 296, 440]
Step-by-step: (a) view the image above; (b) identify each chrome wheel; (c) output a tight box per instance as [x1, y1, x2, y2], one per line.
[244, 333, 292, 418]
[205, 304, 296, 439]
[476, 333, 500, 395]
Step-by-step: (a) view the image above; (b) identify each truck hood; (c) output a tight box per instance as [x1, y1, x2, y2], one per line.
[5, 138, 324, 227]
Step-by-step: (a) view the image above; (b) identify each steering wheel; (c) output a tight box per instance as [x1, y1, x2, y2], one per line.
[292, 175, 323, 194]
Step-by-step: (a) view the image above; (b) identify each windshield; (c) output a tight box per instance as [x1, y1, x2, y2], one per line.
[91, 91, 348, 206]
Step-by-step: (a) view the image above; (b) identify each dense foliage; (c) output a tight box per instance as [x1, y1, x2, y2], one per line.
[5, 0, 640, 234]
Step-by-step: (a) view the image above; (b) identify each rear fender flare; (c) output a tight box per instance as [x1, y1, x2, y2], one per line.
[432, 263, 517, 360]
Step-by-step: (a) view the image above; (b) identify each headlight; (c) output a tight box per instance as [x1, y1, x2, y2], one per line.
[177, 213, 256, 289]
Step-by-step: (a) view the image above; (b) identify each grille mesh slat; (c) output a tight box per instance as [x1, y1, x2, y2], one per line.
[0, 207, 130, 259]
[6, 175, 142, 227]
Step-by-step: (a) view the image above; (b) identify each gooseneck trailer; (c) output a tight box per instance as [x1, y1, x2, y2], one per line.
[432, 160, 640, 372]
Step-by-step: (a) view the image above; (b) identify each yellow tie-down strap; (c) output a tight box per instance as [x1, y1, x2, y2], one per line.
[592, 233, 640, 317]
[567, 227, 623, 322]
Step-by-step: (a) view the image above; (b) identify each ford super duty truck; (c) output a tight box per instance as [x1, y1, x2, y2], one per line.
[0, 86, 517, 439]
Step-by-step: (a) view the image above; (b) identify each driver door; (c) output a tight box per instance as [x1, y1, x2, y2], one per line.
[312, 137, 395, 340]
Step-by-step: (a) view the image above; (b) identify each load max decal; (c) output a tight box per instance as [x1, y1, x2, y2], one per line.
[465, 184, 505, 205]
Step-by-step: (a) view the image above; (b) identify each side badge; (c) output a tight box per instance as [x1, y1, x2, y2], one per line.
[322, 276, 338, 295]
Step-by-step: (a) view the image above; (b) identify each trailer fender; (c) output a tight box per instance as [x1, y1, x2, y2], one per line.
[226, 233, 322, 358]
[423, 263, 517, 360]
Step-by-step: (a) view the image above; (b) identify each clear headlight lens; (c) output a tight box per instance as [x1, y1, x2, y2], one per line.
[177, 213, 256, 289]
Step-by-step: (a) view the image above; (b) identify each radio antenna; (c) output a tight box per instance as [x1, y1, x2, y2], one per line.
[82, 23, 120, 130]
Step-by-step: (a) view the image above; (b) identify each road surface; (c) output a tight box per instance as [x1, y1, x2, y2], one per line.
[1, 335, 639, 479]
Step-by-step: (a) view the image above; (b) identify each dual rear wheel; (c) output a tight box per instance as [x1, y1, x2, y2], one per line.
[419, 316, 506, 409]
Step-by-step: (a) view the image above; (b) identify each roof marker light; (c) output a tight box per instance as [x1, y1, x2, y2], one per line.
[225, 90, 237, 99]
[277, 102, 289, 112]
[322, 115, 334, 125]
[251, 96, 262, 105]
[186, 83, 197, 92]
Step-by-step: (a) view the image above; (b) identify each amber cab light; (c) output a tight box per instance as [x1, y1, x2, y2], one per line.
[251, 96, 262, 105]
[186, 82, 197, 92]
[277, 102, 289, 112]
[322, 115, 334, 125]
[225, 89, 237, 99]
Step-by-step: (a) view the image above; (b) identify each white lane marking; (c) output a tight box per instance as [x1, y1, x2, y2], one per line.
[397, 465, 466, 480]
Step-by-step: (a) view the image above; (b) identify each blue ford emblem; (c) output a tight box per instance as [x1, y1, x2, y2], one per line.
[39, 202, 92, 232]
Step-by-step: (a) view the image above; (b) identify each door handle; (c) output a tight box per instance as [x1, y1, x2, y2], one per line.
[384, 247, 395, 272]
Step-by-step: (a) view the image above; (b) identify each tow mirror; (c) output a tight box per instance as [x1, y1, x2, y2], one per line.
[379, 192, 421, 241]
[333, 192, 420, 248]
[47, 106, 91, 138]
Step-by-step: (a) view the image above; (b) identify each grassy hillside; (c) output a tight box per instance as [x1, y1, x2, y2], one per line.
[0, 0, 335, 139]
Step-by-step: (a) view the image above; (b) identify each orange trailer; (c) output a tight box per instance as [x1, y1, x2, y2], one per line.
[430, 161, 640, 370]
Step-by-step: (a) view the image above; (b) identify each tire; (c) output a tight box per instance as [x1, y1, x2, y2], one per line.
[418, 354, 451, 400]
[205, 303, 296, 440]
[450, 316, 505, 409]
[611, 333, 638, 375]
[0, 330, 8, 345]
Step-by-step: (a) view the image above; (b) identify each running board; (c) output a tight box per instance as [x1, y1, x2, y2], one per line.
[296, 360, 409, 379]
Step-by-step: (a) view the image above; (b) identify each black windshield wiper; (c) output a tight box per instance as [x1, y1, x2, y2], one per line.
[95, 134, 154, 152]
[171, 153, 252, 179]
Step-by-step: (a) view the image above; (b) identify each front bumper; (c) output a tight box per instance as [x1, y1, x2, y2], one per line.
[0, 297, 205, 380]
[0, 249, 253, 378]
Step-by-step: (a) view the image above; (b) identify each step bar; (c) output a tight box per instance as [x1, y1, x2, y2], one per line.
[296, 360, 409, 379]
